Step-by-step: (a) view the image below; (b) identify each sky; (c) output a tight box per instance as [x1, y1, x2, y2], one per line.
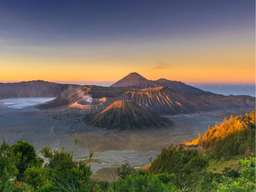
[0, 0, 254, 84]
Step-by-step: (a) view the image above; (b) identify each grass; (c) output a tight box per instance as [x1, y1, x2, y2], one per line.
[207, 157, 241, 174]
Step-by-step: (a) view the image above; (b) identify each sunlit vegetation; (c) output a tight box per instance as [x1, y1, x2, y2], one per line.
[0, 111, 255, 191]
[186, 111, 255, 158]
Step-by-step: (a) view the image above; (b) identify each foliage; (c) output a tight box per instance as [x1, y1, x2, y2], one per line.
[39, 147, 93, 191]
[117, 163, 136, 179]
[0, 142, 18, 181]
[212, 157, 256, 192]
[24, 167, 49, 190]
[12, 141, 42, 180]
[207, 158, 241, 174]
[0, 142, 95, 192]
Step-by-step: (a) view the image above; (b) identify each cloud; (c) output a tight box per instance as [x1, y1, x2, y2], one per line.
[153, 62, 170, 70]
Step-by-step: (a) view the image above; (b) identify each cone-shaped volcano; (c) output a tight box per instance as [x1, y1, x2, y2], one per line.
[86, 99, 169, 129]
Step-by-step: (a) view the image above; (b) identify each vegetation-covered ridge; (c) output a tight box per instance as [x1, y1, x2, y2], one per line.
[185, 111, 255, 158]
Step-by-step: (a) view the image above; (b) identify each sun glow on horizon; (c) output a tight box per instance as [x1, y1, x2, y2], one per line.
[0, 25, 254, 85]
[1, 42, 254, 84]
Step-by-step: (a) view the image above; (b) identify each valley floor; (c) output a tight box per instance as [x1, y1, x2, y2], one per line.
[0, 103, 251, 173]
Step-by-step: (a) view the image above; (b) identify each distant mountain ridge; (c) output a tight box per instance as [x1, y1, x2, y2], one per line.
[0, 73, 254, 129]
[0, 80, 79, 99]
[111, 72, 209, 95]
[155, 78, 208, 95]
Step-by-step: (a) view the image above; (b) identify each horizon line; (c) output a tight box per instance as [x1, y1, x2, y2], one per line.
[0, 79, 255, 86]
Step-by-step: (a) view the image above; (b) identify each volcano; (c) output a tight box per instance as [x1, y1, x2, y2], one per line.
[86, 100, 170, 129]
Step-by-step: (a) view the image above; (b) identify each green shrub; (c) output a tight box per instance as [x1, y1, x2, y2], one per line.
[109, 173, 178, 192]
[150, 145, 208, 189]
[41, 148, 93, 192]
[213, 157, 256, 192]
[12, 141, 42, 180]
[117, 163, 136, 179]
[24, 167, 49, 190]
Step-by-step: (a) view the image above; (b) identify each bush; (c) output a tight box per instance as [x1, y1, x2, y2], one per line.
[149, 145, 209, 191]
[12, 141, 42, 180]
[117, 163, 136, 179]
[40, 148, 93, 192]
[213, 157, 256, 192]
[0, 142, 18, 181]
[0, 142, 95, 192]
[24, 167, 49, 190]
[109, 173, 178, 192]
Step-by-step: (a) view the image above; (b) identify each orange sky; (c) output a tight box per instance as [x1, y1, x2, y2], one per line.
[0, 30, 254, 84]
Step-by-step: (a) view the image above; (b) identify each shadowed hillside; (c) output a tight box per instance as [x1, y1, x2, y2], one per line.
[123, 86, 254, 114]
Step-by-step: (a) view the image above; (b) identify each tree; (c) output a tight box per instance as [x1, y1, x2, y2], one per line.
[41, 148, 93, 192]
[0, 142, 18, 192]
[12, 141, 42, 180]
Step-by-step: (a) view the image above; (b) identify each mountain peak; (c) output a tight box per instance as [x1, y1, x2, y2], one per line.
[126, 72, 146, 79]
[111, 72, 157, 88]
[156, 78, 169, 82]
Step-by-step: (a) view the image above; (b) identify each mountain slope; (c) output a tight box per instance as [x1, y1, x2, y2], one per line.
[123, 86, 254, 114]
[155, 78, 208, 95]
[39, 85, 126, 109]
[86, 100, 170, 129]
[123, 87, 190, 114]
